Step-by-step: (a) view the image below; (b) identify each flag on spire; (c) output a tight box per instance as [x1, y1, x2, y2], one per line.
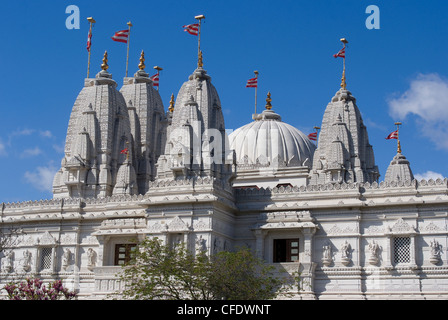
[112, 30, 130, 43]
[386, 130, 398, 140]
[183, 23, 199, 36]
[246, 77, 258, 88]
[308, 132, 318, 141]
[333, 47, 345, 58]
[87, 29, 92, 52]
[150, 73, 159, 87]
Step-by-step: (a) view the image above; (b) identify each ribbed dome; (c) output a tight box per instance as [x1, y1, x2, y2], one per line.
[229, 109, 316, 168]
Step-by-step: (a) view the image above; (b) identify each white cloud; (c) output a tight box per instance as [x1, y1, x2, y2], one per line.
[0, 139, 6, 156]
[388, 73, 448, 150]
[24, 164, 58, 192]
[39, 130, 53, 138]
[21, 147, 43, 158]
[364, 118, 386, 131]
[53, 140, 65, 153]
[414, 170, 445, 181]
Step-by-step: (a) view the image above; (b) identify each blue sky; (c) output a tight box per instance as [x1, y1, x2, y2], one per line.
[1, 0, 448, 202]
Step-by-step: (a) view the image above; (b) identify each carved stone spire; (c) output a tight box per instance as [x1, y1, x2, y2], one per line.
[309, 88, 379, 185]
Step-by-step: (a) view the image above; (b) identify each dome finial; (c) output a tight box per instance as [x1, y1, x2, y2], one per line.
[138, 50, 146, 70]
[169, 93, 175, 113]
[265, 91, 272, 110]
[101, 51, 109, 71]
[198, 50, 204, 68]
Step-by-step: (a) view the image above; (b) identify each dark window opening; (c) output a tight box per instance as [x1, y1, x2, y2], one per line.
[273, 238, 299, 263]
[114, 244, 137, 266]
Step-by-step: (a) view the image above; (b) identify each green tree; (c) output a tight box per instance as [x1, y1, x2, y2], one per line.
[117, 238, 286, 300]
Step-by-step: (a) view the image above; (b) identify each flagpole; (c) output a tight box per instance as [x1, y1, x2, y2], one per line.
[195, 15, 205, 68]
[314, 126, 320, 145]
[395, 122, 402, 153]
[254, 70, 259, 115]
[154, 66, 163, 91]
[86, 17, 96, 78]
[125, 21, 133, 77]
[340, 38, 348, 90]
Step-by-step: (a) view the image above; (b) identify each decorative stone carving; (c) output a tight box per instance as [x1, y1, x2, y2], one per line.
[387, 218, 416, 235]
[195, 235, 207, 255]
[340, 240, 352, 266]
[322, 242, 333, 267]
[213, 237, 222, 254]
[430, 239, 442, 265]
[2, 251, 14, 273]
[62, 248, 72, 271]
[38, 231, 57, 246]
[87, 248, 96, 271]
[368, 240, 381, 266]
[22, 250, 32, 272]
[167, 216, 190, 232]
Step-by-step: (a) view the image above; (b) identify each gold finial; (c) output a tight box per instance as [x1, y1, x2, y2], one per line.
[397, 140, 402, 154]
[265, 92, 272, 110]
[341, 70, 347, 90]
[101, 51, 109, 71]
[169, 94, 175, 113]
[198, 50, 203, 68]
[138, 50, 146, 70]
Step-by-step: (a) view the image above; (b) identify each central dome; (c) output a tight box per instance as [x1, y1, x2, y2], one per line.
[228, 97, 316, 188]
[229, 110, 315, 167]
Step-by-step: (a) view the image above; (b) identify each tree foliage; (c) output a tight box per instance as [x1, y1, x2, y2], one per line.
[3, 278, 77, 300]
[118, 238, 285, 300]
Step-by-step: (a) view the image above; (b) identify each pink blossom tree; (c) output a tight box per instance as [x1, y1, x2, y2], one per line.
[3, 278, 77, 300]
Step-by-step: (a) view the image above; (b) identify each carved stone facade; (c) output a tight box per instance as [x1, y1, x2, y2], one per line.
[1, 57, 448, 300]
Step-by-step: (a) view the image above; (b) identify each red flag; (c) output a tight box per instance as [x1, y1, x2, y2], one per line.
[86, 29, 92, 52]
[150, 73, 159, 87]
[112, 30, 129, 43]
[246, 77, 258, 88]
[120, 148, 129, 154]
[183, 23, 199, 36]
[308, 132, 317, 141]
[333, 47, 345, 58]
[386, 130, 398, 140]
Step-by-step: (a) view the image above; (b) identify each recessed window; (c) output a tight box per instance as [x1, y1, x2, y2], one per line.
[114, 244, 137, 266]
[40, 247, 53, 270]
[273, 239, 299, 263]
[394, 237, 410, 264]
